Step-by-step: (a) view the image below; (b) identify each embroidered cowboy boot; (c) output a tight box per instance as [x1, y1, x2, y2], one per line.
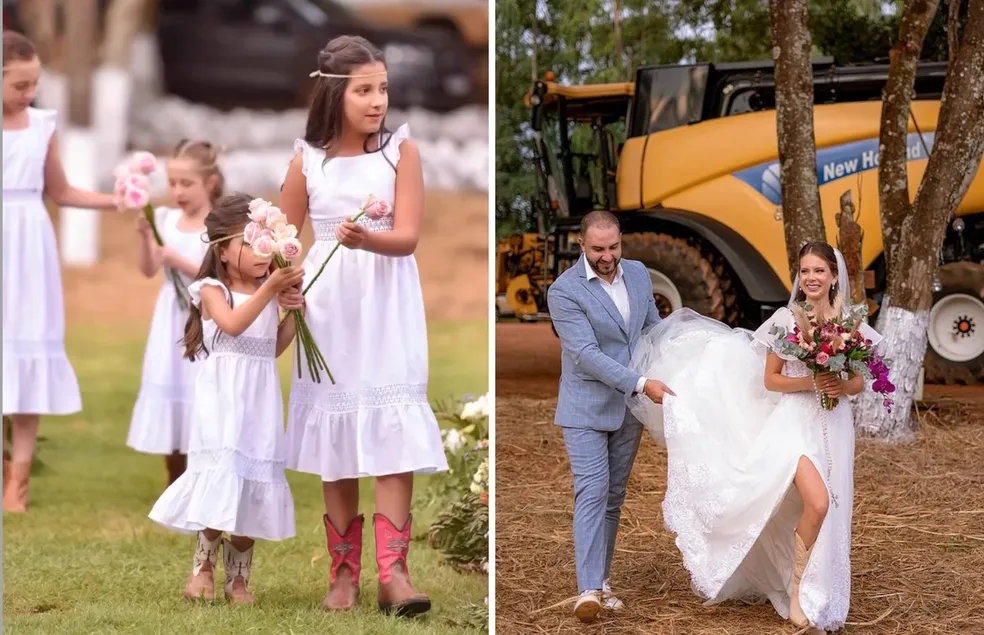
[789, 530, 813, 627]
[222, 538, 256, 605]
[321, 514, 363, 611]
[184, 531, 220, 601]
[374, 513, 431, 617]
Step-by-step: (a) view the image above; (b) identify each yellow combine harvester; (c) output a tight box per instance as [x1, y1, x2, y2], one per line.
[499, 58, 984, 383]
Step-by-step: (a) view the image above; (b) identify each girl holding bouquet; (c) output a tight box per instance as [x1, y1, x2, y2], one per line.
[148, 193, 304, 604]
[278, 35, 448, 616]
[627, 242, 887, 632]
[128, 139, 225, 486]
[2, 31, 120, 512]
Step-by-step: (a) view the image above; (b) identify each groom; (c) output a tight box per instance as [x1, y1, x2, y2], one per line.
[547, 211, 673, 623]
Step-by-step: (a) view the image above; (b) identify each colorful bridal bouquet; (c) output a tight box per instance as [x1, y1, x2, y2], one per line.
[302, 194, 392, 295]
[245, 198, 333, 384]
[770, 302, 896, 412]
[115, 151, 191, 309]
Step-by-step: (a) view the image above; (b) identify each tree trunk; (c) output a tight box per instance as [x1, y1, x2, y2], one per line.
[950, 0, 963, 60]
[614, 0, 624, 74]
[769, 0, 826, 279]
[877, 0, 941, 274]
[101, 0, 150, 68]
[857, 0, 984, 441]
[836, 189, 867, 310]
[17, 0, 57, 65]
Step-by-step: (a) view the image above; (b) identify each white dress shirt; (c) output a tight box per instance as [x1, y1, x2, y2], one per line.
[584, 258, 649, 396]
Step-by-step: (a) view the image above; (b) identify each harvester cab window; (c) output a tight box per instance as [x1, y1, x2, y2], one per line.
[629, 65, 709, 138]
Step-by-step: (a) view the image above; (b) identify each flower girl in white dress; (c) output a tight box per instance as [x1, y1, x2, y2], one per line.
[2, 31, 120, 512]
[149, 193, 305, 604]
[278, 35, 447, 616]
[128, 140, 223, 486]
[628, 243, 884, 632]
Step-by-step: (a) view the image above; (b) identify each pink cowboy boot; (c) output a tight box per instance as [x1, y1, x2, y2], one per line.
[374, 513, 431, 617]
[184, 531, 220, 601]
[321, 513, 363, 611]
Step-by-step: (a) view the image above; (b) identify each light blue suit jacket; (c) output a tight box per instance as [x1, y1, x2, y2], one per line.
[548, 256, 662, 431]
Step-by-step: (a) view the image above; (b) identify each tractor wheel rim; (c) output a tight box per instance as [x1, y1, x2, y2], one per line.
[928, 293, 984, 363]
[648, 267, 683, 318]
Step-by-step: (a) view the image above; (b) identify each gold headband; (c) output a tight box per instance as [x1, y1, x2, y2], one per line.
[309, 70, 388, 79]
[202, 232, 244, 245]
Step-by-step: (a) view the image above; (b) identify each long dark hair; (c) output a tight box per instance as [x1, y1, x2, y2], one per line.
[182, 193, 254, 361]
[302, 35, 395, 170]
[795, 242, 840, 305]
[171, 138, 225, 203]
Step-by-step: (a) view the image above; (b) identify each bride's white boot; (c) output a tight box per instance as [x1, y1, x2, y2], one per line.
[789, 530, 812, 627]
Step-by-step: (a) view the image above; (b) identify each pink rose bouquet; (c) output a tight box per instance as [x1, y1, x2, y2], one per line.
[302, 193, 393, 294]
[244, 198, 333, 384]
[115, 151, 191, 310]
[771, 302, 895, 412]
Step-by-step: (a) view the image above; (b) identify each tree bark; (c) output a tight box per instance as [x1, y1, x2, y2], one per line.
[857, 0, 984, 441]
[769, 0, 826, 280]
[950, 0, 963, 60]
[65, 0, 97, 126]
[17, 0, 57, 64]
[614, 0, 624, 74]
[877, 0, 941, 275]
[101, 0, 150, 68]
[836, 189, 867, 310]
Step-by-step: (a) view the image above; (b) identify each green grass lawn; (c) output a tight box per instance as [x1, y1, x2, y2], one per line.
[2, 320, 489, 634]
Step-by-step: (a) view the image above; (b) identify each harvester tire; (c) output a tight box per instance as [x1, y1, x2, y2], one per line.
[923, 271, 984, 385]
[621, 232, 739, 325]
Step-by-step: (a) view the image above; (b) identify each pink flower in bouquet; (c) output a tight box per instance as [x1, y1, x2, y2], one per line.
[114, 176, 128, 197]
[125, 173, 149, 191]
[273, 221, 297, 242]
[243, 221, 263, 245]
[128, 151, 158, 175]
[364, 197, 392, 220]
[114, 164, 131, 181]
[266, 208, 288, 231]
[252, 234, 276, 259]
[279, 237, 302, 261]
[248, 198, 272, 223]
[816, 352, 830, 365]
[123, 186, 150, 209]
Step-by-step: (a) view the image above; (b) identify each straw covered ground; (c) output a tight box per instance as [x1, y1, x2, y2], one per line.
[494, 322, 984, 635]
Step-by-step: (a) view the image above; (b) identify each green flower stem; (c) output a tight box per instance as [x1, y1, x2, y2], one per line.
[142, 204, 189, 310]
[273, 254, 334, 385]
[302, 209, 367, 296]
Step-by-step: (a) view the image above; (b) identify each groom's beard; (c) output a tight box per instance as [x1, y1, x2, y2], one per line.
[588, 255, 620, 277]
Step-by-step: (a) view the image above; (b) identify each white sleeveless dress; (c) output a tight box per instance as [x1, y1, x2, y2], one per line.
[149, 278, 295, 541]
[286, 124, 449, 481]
[127, 207, 209, 454]
[2, 107, 82, 416]
[628, 308, 881, 632]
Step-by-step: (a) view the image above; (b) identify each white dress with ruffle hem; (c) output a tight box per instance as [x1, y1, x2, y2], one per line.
[149, 278, 295, 541]
[127, 207, 209, 454]
[627, 307, 881, 632]
[2, 107, 82, 415]
[286, 125, 449, 481]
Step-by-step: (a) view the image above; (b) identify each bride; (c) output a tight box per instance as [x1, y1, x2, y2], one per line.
[628, 242, 882, 632]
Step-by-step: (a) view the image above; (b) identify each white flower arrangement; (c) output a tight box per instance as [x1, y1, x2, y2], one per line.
[461, 393, 489, 421]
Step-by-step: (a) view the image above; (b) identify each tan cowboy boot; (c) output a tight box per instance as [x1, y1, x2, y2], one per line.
[222, 538, 256, 605]
[789, 530, 813, 627]
[164, 453, 187, 486]
[184, 531, 220, 601]
[321, 514, 363, 611]
[374, 513, 431, 617]
[2, 460, 31, 513]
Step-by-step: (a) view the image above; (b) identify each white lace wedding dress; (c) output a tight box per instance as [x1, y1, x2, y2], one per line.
[628, 307, 880, 631]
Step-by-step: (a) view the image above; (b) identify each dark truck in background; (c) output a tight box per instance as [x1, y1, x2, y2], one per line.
[156, 0, 475, 112]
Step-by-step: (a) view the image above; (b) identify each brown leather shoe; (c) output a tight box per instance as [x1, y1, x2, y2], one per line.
[2, 460, 31, 513]
[184, 532, 220, 601]
[321, 514, 363, 611]
[222, 538, 256, 605]
[374, 513, 431, 617]
[164, 453, 187, 486]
